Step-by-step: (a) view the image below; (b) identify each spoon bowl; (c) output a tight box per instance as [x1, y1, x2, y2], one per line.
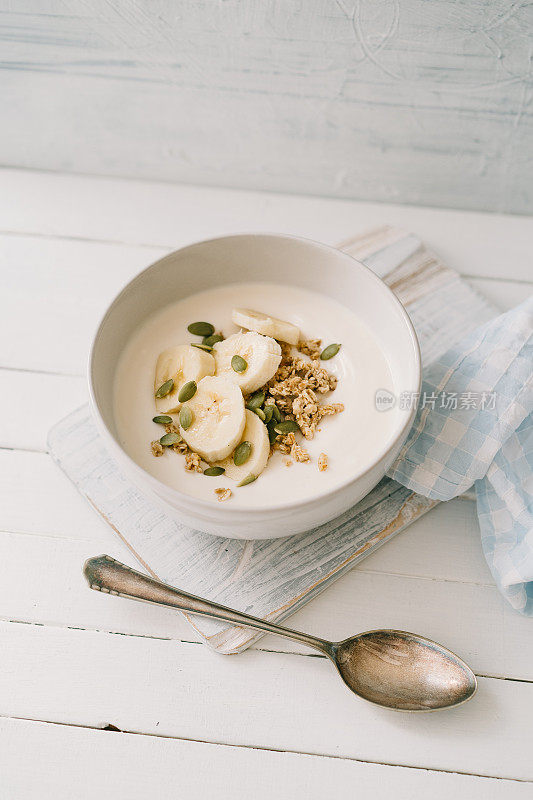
[84, 555, 477, 712]
[333, 630, 477, 711]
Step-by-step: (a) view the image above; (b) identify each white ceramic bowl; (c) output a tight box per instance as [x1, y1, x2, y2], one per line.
[89, 233, 420, 539]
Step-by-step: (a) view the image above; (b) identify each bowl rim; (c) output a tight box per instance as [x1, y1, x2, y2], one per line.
[88, 231, 422, 516]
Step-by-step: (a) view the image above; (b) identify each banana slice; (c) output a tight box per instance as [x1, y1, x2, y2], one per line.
[213, 331, 281, 394]
[216, 410, 270, 481]
[232, 308, 300, 346]
[178, 376, 245, 462]
[154, 345, 215, 413]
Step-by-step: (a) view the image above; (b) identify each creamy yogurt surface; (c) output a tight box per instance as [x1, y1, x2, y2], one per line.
[113, 282, 399, 509]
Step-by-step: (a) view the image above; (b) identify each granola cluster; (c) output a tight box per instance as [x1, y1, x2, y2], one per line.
[275, 431, 311, 463]
[318, 453, 328, 472]
[184, 451, 202, 472]
[262, 339, 344, 460]
[150, 440, 164, 457]
[296, 337, 322, 360]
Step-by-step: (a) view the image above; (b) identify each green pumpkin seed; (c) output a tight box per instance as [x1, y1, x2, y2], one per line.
[237, 473, 257, 487]
[178, 380, 197, 403]
[187, 321, 215, 337]
[267, 420, 279, 444]
[233, 441, 252, 466]
[160, 432, 181, 446]
[179, 406, 193, 430]
[262, 405, 274, 424]
[204, 466, 225, 477]
[320, 343, 341, 361]
[274, 420, 300, 435]
[271, 404, 282, 423]
[203, 334, 224, 347]
[246, 390, 265, 410]
[152, 415, 173, 425]
[254, 407, 266, 422]
[155, 379, 174, 398]
[231, 355, 247, 373]
[191, 343, 213, 352]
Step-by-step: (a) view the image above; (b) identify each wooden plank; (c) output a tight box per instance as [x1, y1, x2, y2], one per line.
[2, 522, 533, 681]
[2, 717, 529, 800]
[0, 235, 163, 375]
[468, 278, 533, 311]
[0, 0, 524, 121]
[1, 622, 532, 780]
[0, 529, 200, 643]
[0, 369, 86, 452]
[0, 0, 531, 214]
[1, 171, 532, 281]
[0, 450, 111, 541]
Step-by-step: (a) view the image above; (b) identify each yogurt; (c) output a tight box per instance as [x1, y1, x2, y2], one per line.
[113, 282, 399, 509]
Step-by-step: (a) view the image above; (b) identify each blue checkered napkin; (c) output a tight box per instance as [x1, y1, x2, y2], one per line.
[478, 416, 533, 613]
[388, 297, 533, 613]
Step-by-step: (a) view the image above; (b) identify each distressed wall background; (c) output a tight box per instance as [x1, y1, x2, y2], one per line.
[1, 0, 532, 213]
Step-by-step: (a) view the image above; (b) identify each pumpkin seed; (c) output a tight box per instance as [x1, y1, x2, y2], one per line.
[231, 355, 247, 373]
[203, 334, 224, 347]
[152, 415, 173, 425]
[187, 321, 214, 337]
[320, 343, 341, 361]
[271, 404, 282, 423]
[233, 441, 252, 466]
[191, 343, 213, 352]
[160, 432, 181, 446]
[155, 379, 174, 398]
[274, 420, 300, 435]
[262, 405, 274, 424]
[204, 466, 225, 477]
[179, 406, 193, 430]
[246, 390, 265, 410]
[267, 420, 279, 444]
[254, 407, 266, 422]
[178, 380, 197, 403]
[237, 473, 257, 487]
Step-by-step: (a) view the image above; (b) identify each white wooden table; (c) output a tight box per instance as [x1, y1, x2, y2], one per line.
[1, 169, 532, 798]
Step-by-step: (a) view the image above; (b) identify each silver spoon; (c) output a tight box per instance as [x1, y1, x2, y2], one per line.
[83, 555, 477, 712]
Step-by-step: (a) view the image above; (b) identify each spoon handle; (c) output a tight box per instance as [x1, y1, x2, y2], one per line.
[84, 555, 333, 656]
